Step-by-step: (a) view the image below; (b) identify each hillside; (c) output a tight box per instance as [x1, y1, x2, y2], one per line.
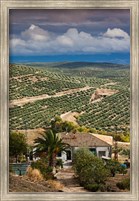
[9, 174, 61, 192]
[9, 62, 130, 133]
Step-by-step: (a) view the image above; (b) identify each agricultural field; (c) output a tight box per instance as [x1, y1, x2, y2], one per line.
[9, 62, 130, 134]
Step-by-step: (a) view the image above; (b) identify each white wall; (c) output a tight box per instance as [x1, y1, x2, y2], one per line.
[57, 146, 111, 162]
[73, 146, 110, 158]
[96, 147, 110, 157]
[57, 151, 67, 161]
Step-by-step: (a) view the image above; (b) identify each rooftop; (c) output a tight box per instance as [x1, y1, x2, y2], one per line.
[59, 132, 113, 147]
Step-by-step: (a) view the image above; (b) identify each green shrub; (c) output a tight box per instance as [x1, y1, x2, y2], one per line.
[84, 183, 108, 192]
[116, 182, 125, 189]
[106, 159, 123, 177]
[31, 158, 53, 180]
[119, 165, 127, 175]
[73, 148, 109, 186]
[116, 178, 130, 190]
[84, 183, 99, 192]
[9, 132, 28, 163]
[99, 184, 108, 192]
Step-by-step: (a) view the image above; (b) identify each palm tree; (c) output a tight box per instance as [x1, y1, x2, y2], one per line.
[34, 130, 69, 167]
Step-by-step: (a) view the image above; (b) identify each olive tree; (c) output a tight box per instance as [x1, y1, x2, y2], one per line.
[73, 148, 109, 186]
[9, 131, 28, 163]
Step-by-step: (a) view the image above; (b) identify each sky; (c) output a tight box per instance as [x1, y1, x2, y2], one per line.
[9, 9, 130, 64]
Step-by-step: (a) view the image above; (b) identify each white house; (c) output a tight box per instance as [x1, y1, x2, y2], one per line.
[57, 132, 113, 162]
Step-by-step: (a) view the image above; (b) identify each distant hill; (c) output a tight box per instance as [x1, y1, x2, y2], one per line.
[50, 62, 129, 69]
[24, 61, 129, 69]
[9, 63, 130, 134]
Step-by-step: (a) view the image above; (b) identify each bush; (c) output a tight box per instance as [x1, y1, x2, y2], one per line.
[119, 165, 127, 175]
[84, 183, 99, 192]
[47, 180, 64, 190]
[26, 167, 43, 182]
[106, 159, 123, 177]
[18, 154, 26, 163]
[73, 148, 109, 187]
[99, 184, 108, 192]
[116, 178, 130, 190]
[31, 158, 53, 180]
[84, 183, 108, 192]
[9, 132, 28, 163]
[112, 133, 130, 142]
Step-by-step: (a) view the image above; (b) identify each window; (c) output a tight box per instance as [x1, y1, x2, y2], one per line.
[66, 150, 71, 160]
[98, 151, 106, 157]
[57, 152, 62, 157]
[89, 148, 96, 155]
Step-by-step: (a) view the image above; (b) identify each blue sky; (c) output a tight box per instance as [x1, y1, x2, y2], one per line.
[9, 9, 130, 64]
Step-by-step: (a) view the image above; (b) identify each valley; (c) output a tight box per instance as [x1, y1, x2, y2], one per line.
[9, 62, 130, 136]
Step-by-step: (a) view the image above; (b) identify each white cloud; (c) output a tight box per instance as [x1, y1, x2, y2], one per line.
[56, 35, 74, 47]
[21, 24, 50, 41]
[10, 25, 130, 56]
[103, 28, 129, 39]
[10, 38, 26, 47]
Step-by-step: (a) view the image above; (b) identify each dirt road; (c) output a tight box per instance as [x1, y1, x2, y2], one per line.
[10, 86, 93, 107]
[55, 167, 88, 192]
